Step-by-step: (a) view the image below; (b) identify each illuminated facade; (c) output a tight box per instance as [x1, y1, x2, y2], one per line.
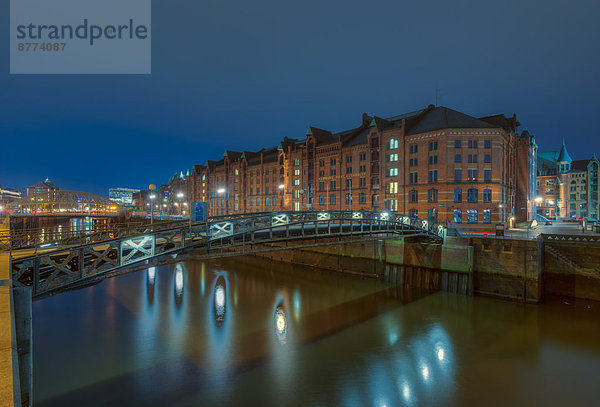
[152, 105, 534, 229]
[536, 141, 600, 220]
[109, 187, 140, 206]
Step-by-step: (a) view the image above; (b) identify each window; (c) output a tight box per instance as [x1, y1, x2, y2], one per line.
[388, 153, 398, 162]
[455, 169, 461, 181]
[256, 198, 260, 206]
[273, 197, 277, 206]
[330, 169, 336, 176]
[265, 186, 269, 194]
[454, 209, 462, 223]
[484, 169, 491, 181]
[249, 198, 253, 206]
[293, 158, 300, 166]
[468, 169, 477, 181]
[428, 141, 438, 151]
[428, 188, 438, 203]
[428, 170, 438, 183]
[473, 140, 478, 149]
[319, 195, 325, 205]
[483, 209, 491, 223]
[359, 177, 366, 187]
[388, 168, 398, 176]
[455, 140, 461, 148]
[346, 155, 352, 163]
[346, 167, 352, 174]
[409, 190, 418, 203]
[410, 144, 418, 154]
[428, 155, 438, 164]
[330, 194, 336, 204]
[389, 182, 398, 194]
[359, 192, 366, 204]
[409, 209, 418, 218]
[484, 140, 491, 149]
[484, 154, 491, 163]
[410, 172, 418, 184]
[455, 154, 462, 163]
[483, 188, 492, 203]
[331, 159, 336, 165]
[346, 179, 352, 189]
[265, 197, 269, 206]
[467, 209, 478, 223]
[331, 180, 336, 190]
[389, 138, 398, 149]
[345, 193, 352, 204]
[294, 169, 300, 176]
[454, 188, 462, 202]
[468, 188, 478, 203]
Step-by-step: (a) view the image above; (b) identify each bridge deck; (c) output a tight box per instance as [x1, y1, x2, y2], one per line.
[1, 253, 17, 407]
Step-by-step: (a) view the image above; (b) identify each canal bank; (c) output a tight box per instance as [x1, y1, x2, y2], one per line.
[252, 235, 600, 303]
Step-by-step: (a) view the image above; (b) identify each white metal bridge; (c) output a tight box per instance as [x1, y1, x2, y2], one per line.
[9, 211, 446, 298]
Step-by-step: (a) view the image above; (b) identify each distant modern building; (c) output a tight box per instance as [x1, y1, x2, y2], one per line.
[536, 140, 600, 220]
[109, 188, 140, 206]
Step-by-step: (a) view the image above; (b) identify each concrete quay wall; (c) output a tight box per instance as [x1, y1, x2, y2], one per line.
[253, 236, 600, 303]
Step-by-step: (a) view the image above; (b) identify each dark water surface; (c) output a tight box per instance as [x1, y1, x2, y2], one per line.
[33, 258, 600, 406]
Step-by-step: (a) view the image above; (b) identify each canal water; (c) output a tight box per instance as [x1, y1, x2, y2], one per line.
[33, 258, 600, 406]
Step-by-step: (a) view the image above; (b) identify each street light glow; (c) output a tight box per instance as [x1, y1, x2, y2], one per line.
[217, 188, 225, 194]
[177, 192, 184, 198]
[149, 194, 156, 199]
[278, 184, 285, 189]
[534, 197, 543, 203]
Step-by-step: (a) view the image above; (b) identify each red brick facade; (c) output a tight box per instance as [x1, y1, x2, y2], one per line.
[176, 105, 533, 228]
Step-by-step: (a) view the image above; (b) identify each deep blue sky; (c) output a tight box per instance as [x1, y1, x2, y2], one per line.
[2, 0, 599, 196]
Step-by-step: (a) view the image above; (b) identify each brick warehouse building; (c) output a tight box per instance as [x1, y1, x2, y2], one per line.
[167, 105, 535, 230]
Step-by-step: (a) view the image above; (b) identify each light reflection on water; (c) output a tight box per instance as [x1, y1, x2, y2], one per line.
[33, 257, 600, 407]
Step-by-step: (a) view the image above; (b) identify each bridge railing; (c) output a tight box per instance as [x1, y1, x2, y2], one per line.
[10, 210, 446, 297]
[1, 219, 190, 251]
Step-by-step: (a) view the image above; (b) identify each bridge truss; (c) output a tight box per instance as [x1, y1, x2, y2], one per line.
[10, 211, 446, 298]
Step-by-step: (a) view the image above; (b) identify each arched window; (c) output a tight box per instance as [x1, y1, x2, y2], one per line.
[467, 209, 478, 223]
[453, 209, 462, 223]
[468, 188, 478, 203]
[454, 188, 462, 203]
[483, 189, 492, 203]
[389, 138, 398, 149]
[483, 209, 491, 223]
[409, 189, 418, 203]
[249, 198, 253, 206]
[428, 188, 438, 203]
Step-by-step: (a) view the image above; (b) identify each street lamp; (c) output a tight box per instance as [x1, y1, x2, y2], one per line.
[217, 188, 226, 215]
[149, 184, 157, 224]
[278, 184, 285, 211]
[177, 192, 184, 216]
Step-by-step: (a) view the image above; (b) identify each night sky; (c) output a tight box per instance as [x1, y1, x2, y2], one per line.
[1, 0, 599, 196]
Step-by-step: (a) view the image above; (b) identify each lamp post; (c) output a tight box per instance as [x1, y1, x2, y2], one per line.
[217, 188, 226, 216]
[177, 192, 184, 216]
[278, 184, 285, 211]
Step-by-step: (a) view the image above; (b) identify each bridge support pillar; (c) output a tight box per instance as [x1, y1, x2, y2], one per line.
[13, 286, 32, 407]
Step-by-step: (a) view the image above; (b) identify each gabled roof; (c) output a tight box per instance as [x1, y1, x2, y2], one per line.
[407, 106, 497, 135]
[306, 126, 335, 144]
[369, 116, 394, 131]
[478, 114, 519, 132]
[222, 150, 242, 161]
[570, 159, 591, 172]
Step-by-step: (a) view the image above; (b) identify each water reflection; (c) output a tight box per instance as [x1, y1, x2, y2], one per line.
[173, 264, 184, 308]
[213, 275, 227, 327]
[146, 267, 156, 306]
[274, 300, 287, 344]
